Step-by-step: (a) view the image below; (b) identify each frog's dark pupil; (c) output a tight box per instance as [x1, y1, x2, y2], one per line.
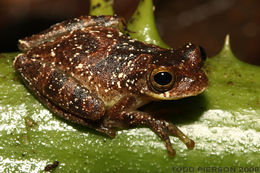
[154, 72, 172, 85]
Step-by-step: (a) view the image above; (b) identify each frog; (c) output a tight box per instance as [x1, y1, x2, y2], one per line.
[14, 15, 208, 157]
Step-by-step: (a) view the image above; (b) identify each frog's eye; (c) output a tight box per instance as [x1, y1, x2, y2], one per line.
[150, 67, 175, 92]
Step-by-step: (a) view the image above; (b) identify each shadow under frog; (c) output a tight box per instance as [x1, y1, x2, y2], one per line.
[141, 94, 208, 125]
[14, 15, 208, 157]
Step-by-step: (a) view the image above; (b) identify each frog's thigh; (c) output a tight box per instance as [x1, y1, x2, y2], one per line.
[14, 54, 105, 120]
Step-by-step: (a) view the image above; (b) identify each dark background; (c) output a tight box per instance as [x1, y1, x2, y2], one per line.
[0, 0, 259, 65]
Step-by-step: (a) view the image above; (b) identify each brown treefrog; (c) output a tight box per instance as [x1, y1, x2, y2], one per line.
[14, 15, 208, 157]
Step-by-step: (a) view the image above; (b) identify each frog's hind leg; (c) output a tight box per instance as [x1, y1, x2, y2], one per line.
[14, 54, 105, 120]
[14, 54, 115, 137]
[18, 15, 125, 51]
[38, 95, 116, 138]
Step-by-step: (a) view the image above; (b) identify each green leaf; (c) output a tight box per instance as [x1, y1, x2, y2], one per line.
[89, 0, 114, 16]
[204, 35, 260, 113]
[127, 0, 169, 48]
[1, 0, 260, 172]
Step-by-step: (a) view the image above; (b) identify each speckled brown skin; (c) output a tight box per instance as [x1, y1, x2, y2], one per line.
[14, 15, 208, 157]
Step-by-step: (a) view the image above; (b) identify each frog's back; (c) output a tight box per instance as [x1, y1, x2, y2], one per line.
[20, 25, 164, 105]
[23, 27, 119, 67]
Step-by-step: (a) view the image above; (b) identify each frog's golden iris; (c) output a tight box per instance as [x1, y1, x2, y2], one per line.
[149, 66, 175, 92]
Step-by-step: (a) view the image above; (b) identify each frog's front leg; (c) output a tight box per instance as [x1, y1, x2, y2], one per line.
[18, 15, 125, 51]
[14, 54, 106, 121]
[106, 96, 195, 157]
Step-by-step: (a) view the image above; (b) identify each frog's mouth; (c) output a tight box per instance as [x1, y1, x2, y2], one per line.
[148, 85, 207, 100]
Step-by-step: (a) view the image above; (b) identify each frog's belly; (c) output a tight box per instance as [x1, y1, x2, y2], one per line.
[100, 92, 152, 111]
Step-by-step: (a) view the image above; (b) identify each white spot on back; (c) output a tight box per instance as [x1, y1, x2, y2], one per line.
[51, 51, 56, 57]
[117, 81, 121, 88]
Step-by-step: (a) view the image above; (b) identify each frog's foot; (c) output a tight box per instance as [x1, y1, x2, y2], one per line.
[118, 111, 194, 157]
[166, 123, 195, 150]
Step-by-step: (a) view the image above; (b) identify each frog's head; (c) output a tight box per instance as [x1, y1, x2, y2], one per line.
[144, 43, 208, 100]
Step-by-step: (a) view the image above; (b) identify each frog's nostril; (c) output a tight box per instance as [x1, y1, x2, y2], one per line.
[199, 46, 207, 63]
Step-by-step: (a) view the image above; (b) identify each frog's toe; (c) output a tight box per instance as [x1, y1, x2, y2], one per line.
[164, 138, 176, 157]
[96, 125, 116, 138]
[166, 122, 195, 150]
[185, 138, 195, 149]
